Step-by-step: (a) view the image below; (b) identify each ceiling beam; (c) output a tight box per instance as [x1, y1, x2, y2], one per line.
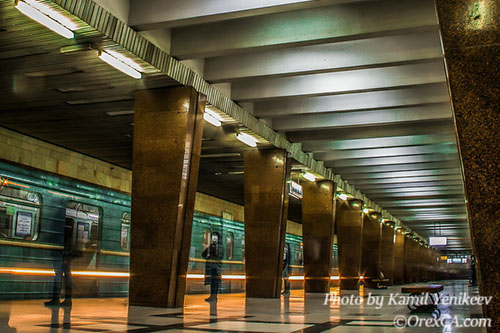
[205, 31, 442, 82]
[232, 61, 446, 101]
[340, 168, 461, 180]
[286, 119, 456, 142]
[325, 153, 459, 167]
[302, 133, 456, 151]
[331, 161, 461, 174]
[170, 0, 438, 59]
[130, 0, 367, 30]
[254, 84, 450, 118]
[273, 103, 451, 131]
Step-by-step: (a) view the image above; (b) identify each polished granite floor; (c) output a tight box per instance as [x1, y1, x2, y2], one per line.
[0, 280, 487, 332]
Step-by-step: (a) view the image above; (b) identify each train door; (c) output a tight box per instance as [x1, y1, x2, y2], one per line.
[65, 201, 100, 297]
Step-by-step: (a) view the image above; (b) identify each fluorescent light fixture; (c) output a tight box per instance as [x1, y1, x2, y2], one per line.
[24, 0, 78, 30]
[104, 49, 144, 73]
[429, 236, 447, 246]
[106, 110, 135, 116]
[16, 0, 75, 39]
[303, 172, 316, 182]
[236, 133, 257, 147]
[363, 208, 369, 214]
[98, 51, 142, 79]
[201, 153, 240, 158]
[203, 112, 221, 127]
[339, 193, 348, 201]
[205, 107, 225, 122]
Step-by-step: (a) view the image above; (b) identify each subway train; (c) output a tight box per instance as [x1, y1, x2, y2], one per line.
[0, 160, 308, 299]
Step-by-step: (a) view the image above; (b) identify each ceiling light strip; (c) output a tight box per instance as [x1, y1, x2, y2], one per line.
[48, 0, 424, 243]
[15, 0, 74, 39]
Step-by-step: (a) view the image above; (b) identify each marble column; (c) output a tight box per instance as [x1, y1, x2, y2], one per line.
[379, 222, 395, 285]
[435, 1, 500, 328]
[403, 234, 414, 284]
[336, 198, 363, 290]
[360, 212, 381, 286]
[130, 86, 205, 307]
[244, 149, 291, 298]
[302, 180, 336, 293]
[410, 239, 420, 282]
[393, 229, 405, 285]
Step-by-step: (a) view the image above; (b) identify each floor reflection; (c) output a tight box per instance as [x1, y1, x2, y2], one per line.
[0, 280, 487, 332]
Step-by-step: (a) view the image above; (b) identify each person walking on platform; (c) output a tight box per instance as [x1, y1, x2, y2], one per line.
[45, 219, 78, 306]
[203, 232, 223, 303]
[282, 243, 291, 296]
[470, 256, 477, 286]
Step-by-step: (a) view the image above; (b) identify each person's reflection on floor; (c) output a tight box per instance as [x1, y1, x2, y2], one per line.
[0, 303, 16, 332]
[209, 299, 217, 316]
[48, 302, 72, 328]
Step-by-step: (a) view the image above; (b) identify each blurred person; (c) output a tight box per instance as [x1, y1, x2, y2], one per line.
[282, 243, 291, 296]
[45, 219, 79, 306]
[470, 256, 477, 286]
[202, 232, 223, 302]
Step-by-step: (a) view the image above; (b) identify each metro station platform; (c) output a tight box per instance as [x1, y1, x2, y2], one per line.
[0, 280, 487, 332]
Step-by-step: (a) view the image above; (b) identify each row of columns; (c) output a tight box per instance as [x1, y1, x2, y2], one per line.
[128, 0, 499, 326]
[128, 88, 443, 306]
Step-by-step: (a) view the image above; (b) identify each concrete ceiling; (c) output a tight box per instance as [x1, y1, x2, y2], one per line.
[0, 0, 470, 251]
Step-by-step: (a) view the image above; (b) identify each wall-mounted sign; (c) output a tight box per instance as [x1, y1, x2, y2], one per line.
[15, 211, 32, 237]
[222, 211, 233, 221]
[429, 236, 447, 246]
[289, 181, 303, 199]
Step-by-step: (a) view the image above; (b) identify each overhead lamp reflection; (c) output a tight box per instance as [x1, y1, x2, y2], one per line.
[338, 193, 348, 201]
[98, 51, 142, 79]
[16, 0, 75, 39]
[203, 113, 221, 127]
[236, 133, 257, 147]
[303, 172, 316, 182]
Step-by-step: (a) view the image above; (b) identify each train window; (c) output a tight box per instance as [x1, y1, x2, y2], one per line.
[0, 207, 13, 238]
[0, 184, 41, 241]
[226, 232, 234, 260]
[65, 201, 100, 252]
[202, 228, 212, 249]
[121, 212, 131, 251]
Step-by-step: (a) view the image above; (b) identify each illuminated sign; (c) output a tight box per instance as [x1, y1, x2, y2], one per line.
[289, 181, 303, 199]
[429, 236, 447, 246]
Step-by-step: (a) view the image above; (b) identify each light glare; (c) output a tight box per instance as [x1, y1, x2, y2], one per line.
[203, 113, 222, 127]
[16, 1, 74, 39]
[24, 0, 78, 30]
[99, 51, 142, 79]
[236, 133, 257, 147]
[303, 172, 316, 182]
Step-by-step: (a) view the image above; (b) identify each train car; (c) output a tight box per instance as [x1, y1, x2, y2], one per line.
[0, 160, 308, 299]
[0, 160, 131, 299]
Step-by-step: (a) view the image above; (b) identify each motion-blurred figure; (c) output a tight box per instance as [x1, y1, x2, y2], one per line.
[203, 232, 223, 302]
[470, 256, 477, 286]
[282, 243, 291, 296]
[46, 218, 78, 306]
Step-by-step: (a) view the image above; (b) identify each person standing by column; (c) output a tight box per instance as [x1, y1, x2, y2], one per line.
[203, 232, 223, 302]
[282, 243, 291, 296]
[45, 218, 77, 306]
